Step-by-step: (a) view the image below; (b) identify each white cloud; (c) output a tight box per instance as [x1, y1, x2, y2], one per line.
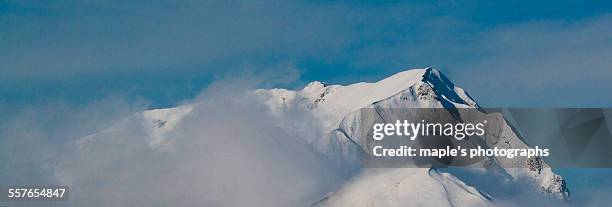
[1, 74, 350, 206]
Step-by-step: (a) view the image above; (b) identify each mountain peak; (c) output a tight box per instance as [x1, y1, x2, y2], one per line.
[421, 68, 479, 108]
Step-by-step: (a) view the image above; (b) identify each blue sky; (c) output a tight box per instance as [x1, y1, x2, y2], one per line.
[1, 0, 612, 111]
[1, 1, 612, 204]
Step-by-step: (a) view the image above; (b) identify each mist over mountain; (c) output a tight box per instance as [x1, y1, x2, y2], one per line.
[3, 68, 570, 206]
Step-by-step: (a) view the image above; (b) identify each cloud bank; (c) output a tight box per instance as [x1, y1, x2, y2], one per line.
[1, 76, 351, 206]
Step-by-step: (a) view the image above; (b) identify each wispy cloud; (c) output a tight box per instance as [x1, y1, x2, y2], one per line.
[452, 14, 612, 106]
[0, 71, 350, 206]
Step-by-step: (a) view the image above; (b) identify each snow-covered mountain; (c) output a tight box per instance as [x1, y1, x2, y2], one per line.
[63, 68, 569, 206]
[257, 68, 569, 206]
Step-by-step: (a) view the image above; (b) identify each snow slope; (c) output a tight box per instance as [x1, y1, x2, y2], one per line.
[313, 168, 492, 207]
